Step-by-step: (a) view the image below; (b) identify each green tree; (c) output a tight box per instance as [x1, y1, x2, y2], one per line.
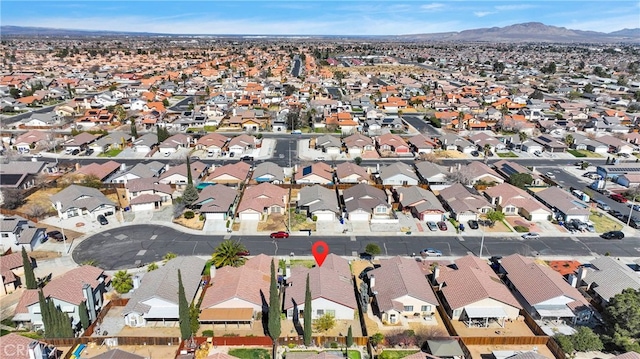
[554, 334, 575, 354]
[147, 262, 159, 271]
[354, 157, 362, 165]
[79, 301, 90, 331]
[22, 247, 37, 289]
[364, 243, 382, 258]
[312, 313, 336, 333]
[346, 325, 353, 347]
[156, 125, 169, 143]
[486, 210, 506, 223]
[162, 98, 170, 107]
[583, 83, 594, 94]
[370, 333, 384, 347]
[571, 326, 603, 352]
[518, 131, 528, 143]
[509, 173, 533, 189]
[38, 290, 51, 336]
[178, 270, 191, 340]
[130, 121, 138, 138]
[268, 260, 281, 359]
[603, 288, 640, 339]
[112, 270, 133, 294]
[163, 252, 177, 263]
[529, 89, 544, 100]
[189, 302, 200, 336]
[483, 143, 492, 157]
[211, 240, 248, 268]
[303, 273, 312, 346]
[564, 134, 575, 147]
[182, 157, 199, 207]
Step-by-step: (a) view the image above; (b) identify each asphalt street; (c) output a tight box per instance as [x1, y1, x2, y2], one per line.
[71, 224, 640, 270]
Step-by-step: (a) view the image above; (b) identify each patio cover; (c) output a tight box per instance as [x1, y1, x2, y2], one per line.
[535, 305, 575, 318]
[426, 340, 464, 357]
[464, 306, 508, 319]
[199, 308, 253, 322]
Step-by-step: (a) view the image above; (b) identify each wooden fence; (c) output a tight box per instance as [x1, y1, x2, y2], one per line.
[520, 309, 547, 337]
[0, 208, 39, 223]
[461, 336, 549, 346]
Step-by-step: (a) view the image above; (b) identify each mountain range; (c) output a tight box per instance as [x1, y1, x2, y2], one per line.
[1, 22, 638, 43]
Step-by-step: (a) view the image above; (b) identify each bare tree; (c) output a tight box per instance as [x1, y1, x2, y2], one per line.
[23, 202, 50, 219]
[446, 167, 474, 185]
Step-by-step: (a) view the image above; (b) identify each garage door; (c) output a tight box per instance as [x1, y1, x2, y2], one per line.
[422, 213, 442, 222]
[456, 213, 477, 223]
[240, 212, 261, 221]
[349, 212, 370, 222]
[314, 212, 335, 221]
[205, 213, 225, 220]
[132, 203, 155, 212]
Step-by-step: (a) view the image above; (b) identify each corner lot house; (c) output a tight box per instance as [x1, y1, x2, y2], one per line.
[124, 256, 205, 327]
[534, 187, 590, 222]
[581, 256, 640, 306]
[0, 215, 46, 252]
[284, 254, 356, 320]
[49, 185, 117, 220]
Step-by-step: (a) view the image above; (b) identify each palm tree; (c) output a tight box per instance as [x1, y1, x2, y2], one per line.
[483, 143, 492, 157]
[112, 270, 133, 294]
[211, 240, 248, 268]
[564, 134, 575, 147]
[518, 131, 528, 143]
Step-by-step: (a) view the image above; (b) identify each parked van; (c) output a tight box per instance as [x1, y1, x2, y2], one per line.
[595, 200, 611, 211]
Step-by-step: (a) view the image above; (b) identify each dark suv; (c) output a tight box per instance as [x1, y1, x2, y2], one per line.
[97, 214, 109, 225]
[46, 230, 66, 241]
[601, 231, 624, 240]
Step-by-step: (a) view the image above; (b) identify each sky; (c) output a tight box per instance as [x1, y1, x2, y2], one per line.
[2, 1, 639, 36]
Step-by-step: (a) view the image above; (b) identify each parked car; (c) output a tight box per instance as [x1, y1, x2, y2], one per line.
[601, 231, 625, 240]
[238, 250, 250, 256]
[437, 221, 448, 231]
[46, 230, 66, 241]
[534, 151, 542, 157]
[610, 193, 628, 203]
[426, 221, 438, 231]
[420, 248, 443, 257]
[241, 156, 254, 161]
[628, 203, 640, 211]
[471, 151, 479, 157]
[521, 232, 540, 239]
[84, 149, 94, 156]
[190, 156, 200, 161]
[569, 219, 588, 231]
[467, 220, 479, 229]
[71, 149, 80, 155]
[269, 231, 289, 239]
[97, 214, 109, 225]
[545, 171, 556, 179]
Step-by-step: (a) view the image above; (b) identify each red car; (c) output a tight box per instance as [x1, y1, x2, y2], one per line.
[437, 221, 448, 231]
[270, 231, 290, 239]
[610, 193, 628, 203]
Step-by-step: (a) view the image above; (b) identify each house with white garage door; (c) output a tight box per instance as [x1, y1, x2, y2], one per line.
[295, 162, 334, 185]
[335, 162, 371, 184]
[438, 183, 492, 222]
[534, 187, 590, 222]
[297, 185, 340, 221]
[397, 186, 445, 222]
[251, 162, 285, 184]
[237, 183, 288, 221]
[342, 183, 392, 222]
[204, 162, 251, 186]
[194, 184, 238, 221]
[483, 183, 552, 221]
[125, 178, 173, 212]
[379, 162, 419, 186]
[315, 135, 343, 155]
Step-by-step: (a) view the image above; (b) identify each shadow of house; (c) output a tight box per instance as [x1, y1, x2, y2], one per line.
[260, 289, 269, 337]
[290, 298, 304, 336]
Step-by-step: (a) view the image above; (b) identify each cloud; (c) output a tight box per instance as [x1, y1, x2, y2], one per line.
[494, 4, 537, 11]
[473, 11, 495, 18]
[420, 3, 445, 11]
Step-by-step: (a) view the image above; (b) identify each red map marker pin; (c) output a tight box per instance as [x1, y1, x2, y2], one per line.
[311, 241, 329, 267]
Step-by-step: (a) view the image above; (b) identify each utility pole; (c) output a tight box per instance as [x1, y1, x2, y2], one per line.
[479, 221, 485, 258]
[288, 141, 291, 233]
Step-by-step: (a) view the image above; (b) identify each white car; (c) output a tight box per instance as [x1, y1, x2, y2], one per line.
[521, 232, 540, 239]
[546, 172, 555, 179]
[534, 151, 542, 157]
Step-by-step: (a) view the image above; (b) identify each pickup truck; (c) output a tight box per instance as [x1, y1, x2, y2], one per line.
[610, 193, 628, 203]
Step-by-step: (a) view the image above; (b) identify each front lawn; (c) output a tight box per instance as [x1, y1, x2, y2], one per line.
[378, 350, 419, 359]
[290, 259, 316, 268]
[590, 211, 622, 233]
[228, 348, 270, 359]
[99, 148, 123, 157]
[497, 151, 518, 158]
[568, 149, 602, 158]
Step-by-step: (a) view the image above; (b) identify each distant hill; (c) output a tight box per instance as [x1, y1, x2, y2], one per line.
[0, 23, 638, 42]
[396, 22, 640, 43]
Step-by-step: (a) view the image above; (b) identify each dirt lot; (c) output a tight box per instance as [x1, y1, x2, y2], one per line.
[174, 215, 205, 230]
[61, 342, 179, 359]
[452, 319, 533, 337]
[257, 213, 316, 232]
[466, 344, 554, 359]
[18, 188, 61, 217]
[28, 251, 61, 260]
[434, 150, 469, 159]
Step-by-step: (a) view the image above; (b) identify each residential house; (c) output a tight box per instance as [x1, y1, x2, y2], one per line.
[597, 163, 640, 181]
[438, 183, 492, 222]
[500, 254, 592, 327]
[407, 134, 435, 155]
[342, 183, 391, 222]
[205, 162, 251, 186]
[0, 333, 58, 359]
[520, 140, 544, 154]
[466, 162, 505, 185]
[13, 266, 110, 332]
[315, 135, 343, 155]
[123, 257, 206, 327]
[196, 133, 229, 156]
[13, 130, 50, 153]
[0, 160, 48, 190]
[297, 185, 340, 221]
[534, 187, 590, 222]
[199, 255, 272, 325]
[87, 349, 145, 359]
[237, 183, 288, 221]
[109, 161, 166, 184]
[419, 340, 465, 359]
[0, 251, 34, 296]
[62, 132, 98, 153]
[367, 256, 439, 324]
[439, 134, 476, 154]
[468, 132, 505, 153]
[595, 135, 635, 154]
[158, 134, 191, 156]
[484, 183, 552, 221]
[571, 134, 609, 154]
[295, 162, 334, 185]
[159, 161, 209, 189]
[493, 160, 546, 187]
[228, 134, 258, 156]
[533, 135, 568, 153]
[397, 186, 446, 222]
[343, 133, 376, 158]
[434, 255, 522, 327]
[414, 162, 449, 186]
[125, 178, 173, 212]
[251, 162, 285, 184]
[376, 133, 411, 156]
[132, 133, 157, 154]
[193, 184, 238, 221]
[0, 216, 45, 252]
[379, 162, 419, 186]
[580, 257, 640, 306]
[50, 185, 117, 220]
[21, 113, 58, 128]
[88, 131, 132, 154]
[616, 174, 640, 188]
[284, 254, 356, 320]
[335, 162, 370, 184]
[76, 161, 121, 182]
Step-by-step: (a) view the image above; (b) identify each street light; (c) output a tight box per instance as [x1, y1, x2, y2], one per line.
[479, 220, 485, 258]
[627, 194, 640, 228]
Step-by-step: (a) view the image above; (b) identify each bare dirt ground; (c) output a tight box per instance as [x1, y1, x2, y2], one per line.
[257, 214, 316, 232]
[62, 342, 179, 359]
[452, 319, 533, 337]
[174, 215, 205, 230]
[434, 150, 469, 159]
[466, 344, 554, 359]
[29, 250, 61, 260]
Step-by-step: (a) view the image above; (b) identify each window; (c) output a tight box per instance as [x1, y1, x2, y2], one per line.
[403, 305, 414, 312]
[453, 309, 462, 317]
[1, 233, 8, 238]
[421, 305, 431, 312]
[326, 310, 335, 317]
[375, 206, 387, 214]
[316, 309, 324, 316]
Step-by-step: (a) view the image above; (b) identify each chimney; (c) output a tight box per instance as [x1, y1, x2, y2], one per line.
[28, 341, 42, 359]
[232, 108, 237, 116]
[82, 283, 97, 321]
[578, 266, 588, 282]
[133, 274, 142, 290]
[457, 163, 461, 171]
[75, 162, 81, 171]
[120, 163, 126, 171]
[55, 201, 62, 211]
[568, 274, 578, 288]
[369, 274, 375, 289]
[432, 265, 440, 285]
